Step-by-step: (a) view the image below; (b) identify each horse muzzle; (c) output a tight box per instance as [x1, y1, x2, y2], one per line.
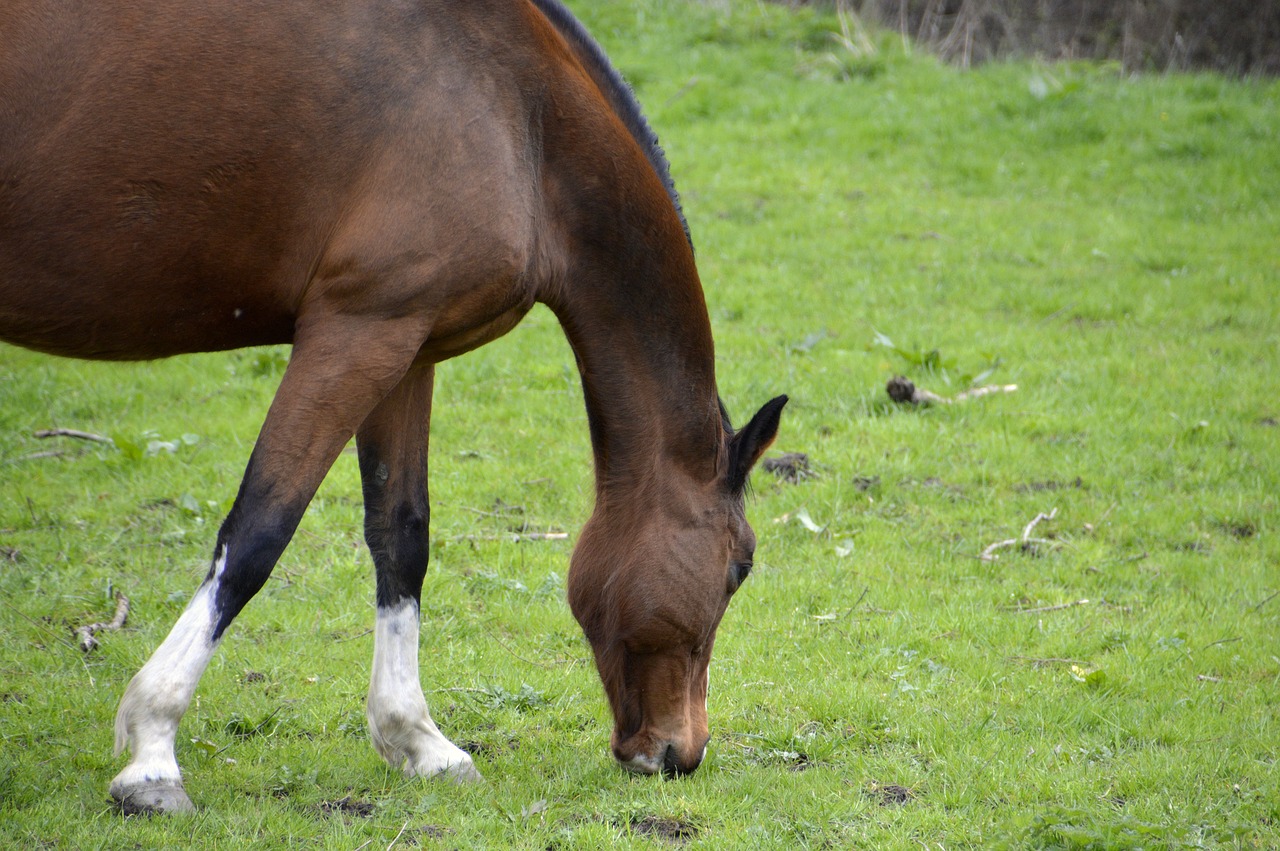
[613, 731, 709, 778]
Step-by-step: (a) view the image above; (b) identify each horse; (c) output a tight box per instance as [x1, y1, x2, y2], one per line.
[0, 0, 786, 813]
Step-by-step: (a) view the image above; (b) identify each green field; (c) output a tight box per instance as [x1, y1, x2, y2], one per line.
[2, 1, 1277, 847]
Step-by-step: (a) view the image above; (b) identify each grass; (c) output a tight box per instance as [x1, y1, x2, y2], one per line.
[2, 1, 1278, 847]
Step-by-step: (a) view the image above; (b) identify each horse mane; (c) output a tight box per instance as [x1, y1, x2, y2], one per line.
[530, 0, 692, 248]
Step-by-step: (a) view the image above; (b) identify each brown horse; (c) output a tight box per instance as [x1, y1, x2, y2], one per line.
[1, 0, 785, 813]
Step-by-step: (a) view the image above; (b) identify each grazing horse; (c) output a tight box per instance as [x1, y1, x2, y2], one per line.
[0, 0, 786, 813]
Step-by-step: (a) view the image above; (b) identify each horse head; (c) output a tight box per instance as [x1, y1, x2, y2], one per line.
[567, 395, 787, 776]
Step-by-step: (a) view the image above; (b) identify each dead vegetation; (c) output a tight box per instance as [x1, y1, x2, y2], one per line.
[73, 592, 130, 652]
[784, 0, 1280, 75]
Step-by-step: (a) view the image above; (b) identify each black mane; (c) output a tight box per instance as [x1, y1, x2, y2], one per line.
[530, 0, 692, 247]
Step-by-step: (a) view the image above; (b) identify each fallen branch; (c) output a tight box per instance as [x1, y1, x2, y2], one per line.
[981, 508, 1059, 562]
[74, 593, 131, 652]
[13, 450, 67, 462]
[886, 376, 1017, 407]
[34, 428, 114, 444]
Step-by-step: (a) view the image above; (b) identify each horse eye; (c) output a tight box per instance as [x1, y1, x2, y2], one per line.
[728, 560, 753, 593]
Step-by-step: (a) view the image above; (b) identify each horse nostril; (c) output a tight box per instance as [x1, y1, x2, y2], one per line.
[661, 744, 700, 779]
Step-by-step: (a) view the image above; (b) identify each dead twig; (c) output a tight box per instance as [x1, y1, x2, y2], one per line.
[981, 508, 1059, 562]
[1003, 598, 1091, 614]
[1250, 590, 1278, 613]
[450, 531, 568, 543]
[34, 428, 114, 444]
[386, 819, 411, 851]
[1010, 655, 1088, 667]
[12, 450, 69, 462]
[74, 593, 131, 652]
[886, 376, 1017, 407]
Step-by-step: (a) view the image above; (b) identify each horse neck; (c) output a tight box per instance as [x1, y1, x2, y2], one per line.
[545, 226, 724, 502]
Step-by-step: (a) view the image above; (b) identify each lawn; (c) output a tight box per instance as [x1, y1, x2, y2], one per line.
[2, 1, 1277, 847]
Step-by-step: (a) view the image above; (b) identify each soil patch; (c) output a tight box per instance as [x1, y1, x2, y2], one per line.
[406, 825, 452, 844]
[631, 815, 699, 843]
[318, 796, 374, 818]
[763, 452, 815, 483]
[1218, 520, 1257, 539]
[866, 782, 917, 806]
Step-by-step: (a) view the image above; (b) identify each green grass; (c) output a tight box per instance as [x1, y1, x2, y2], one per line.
[3, 1, 1278, 847]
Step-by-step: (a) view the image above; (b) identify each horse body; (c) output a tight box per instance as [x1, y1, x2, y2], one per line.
[2, 0, 547, 361]
[1, 0, 784, 812]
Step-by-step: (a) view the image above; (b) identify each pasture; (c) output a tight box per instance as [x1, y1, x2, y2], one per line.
[2, 0, 1277, 846]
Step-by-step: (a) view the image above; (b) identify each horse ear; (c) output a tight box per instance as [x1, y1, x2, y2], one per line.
[727, 395, 788, 493]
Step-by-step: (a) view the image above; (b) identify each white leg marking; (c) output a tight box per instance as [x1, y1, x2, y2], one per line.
[109, 548, 227, 810]
[367, 600, 480, 782]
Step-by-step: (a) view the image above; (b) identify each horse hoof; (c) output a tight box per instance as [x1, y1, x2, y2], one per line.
[445, 759, 484, 784]
[110, 780, 195, 815]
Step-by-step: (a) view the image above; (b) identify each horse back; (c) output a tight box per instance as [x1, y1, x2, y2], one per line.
[1, 0, 576, 361]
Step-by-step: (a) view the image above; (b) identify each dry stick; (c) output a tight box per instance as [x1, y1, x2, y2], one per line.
[34, 428, 114, 444]
[75, 593, 131, 652]
[14, 450, 66, 462]
[1009, 655, 1088, 667]
[981, 508, 1059, 562]
[1251, 590, 1279, 613]
[450, 531, 568, 543]
[1021, 508, 1057, 541]
[886, 376, 1018, 407]
[1005, 598, 1092, 614]
[386, 820, 410, 851]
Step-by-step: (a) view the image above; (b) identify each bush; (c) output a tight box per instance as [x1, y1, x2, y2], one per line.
[784, 0, 1280, 74]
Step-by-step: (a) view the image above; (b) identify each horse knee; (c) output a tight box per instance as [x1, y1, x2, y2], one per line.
[209, 508, 299, 638]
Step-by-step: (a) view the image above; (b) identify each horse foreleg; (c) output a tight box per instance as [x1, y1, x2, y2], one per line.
[109, 317, 429, 813]
[357, 363, 480, 782]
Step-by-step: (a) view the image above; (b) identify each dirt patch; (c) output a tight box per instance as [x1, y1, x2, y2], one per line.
[762, 452, 815, 483]
[631, 815, 699, 843]
[866, 782, 917, 806]
[318, 796, 374, 818]
[1218, 520, 1257, 539]
[242, 670, 266, 684]
[1259, 417, 1278, 427]
[903, 476, 959, 492]
[459, 737, 519, 757]
[406, 825, 453, 844]
[852, 475, 880, 492]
